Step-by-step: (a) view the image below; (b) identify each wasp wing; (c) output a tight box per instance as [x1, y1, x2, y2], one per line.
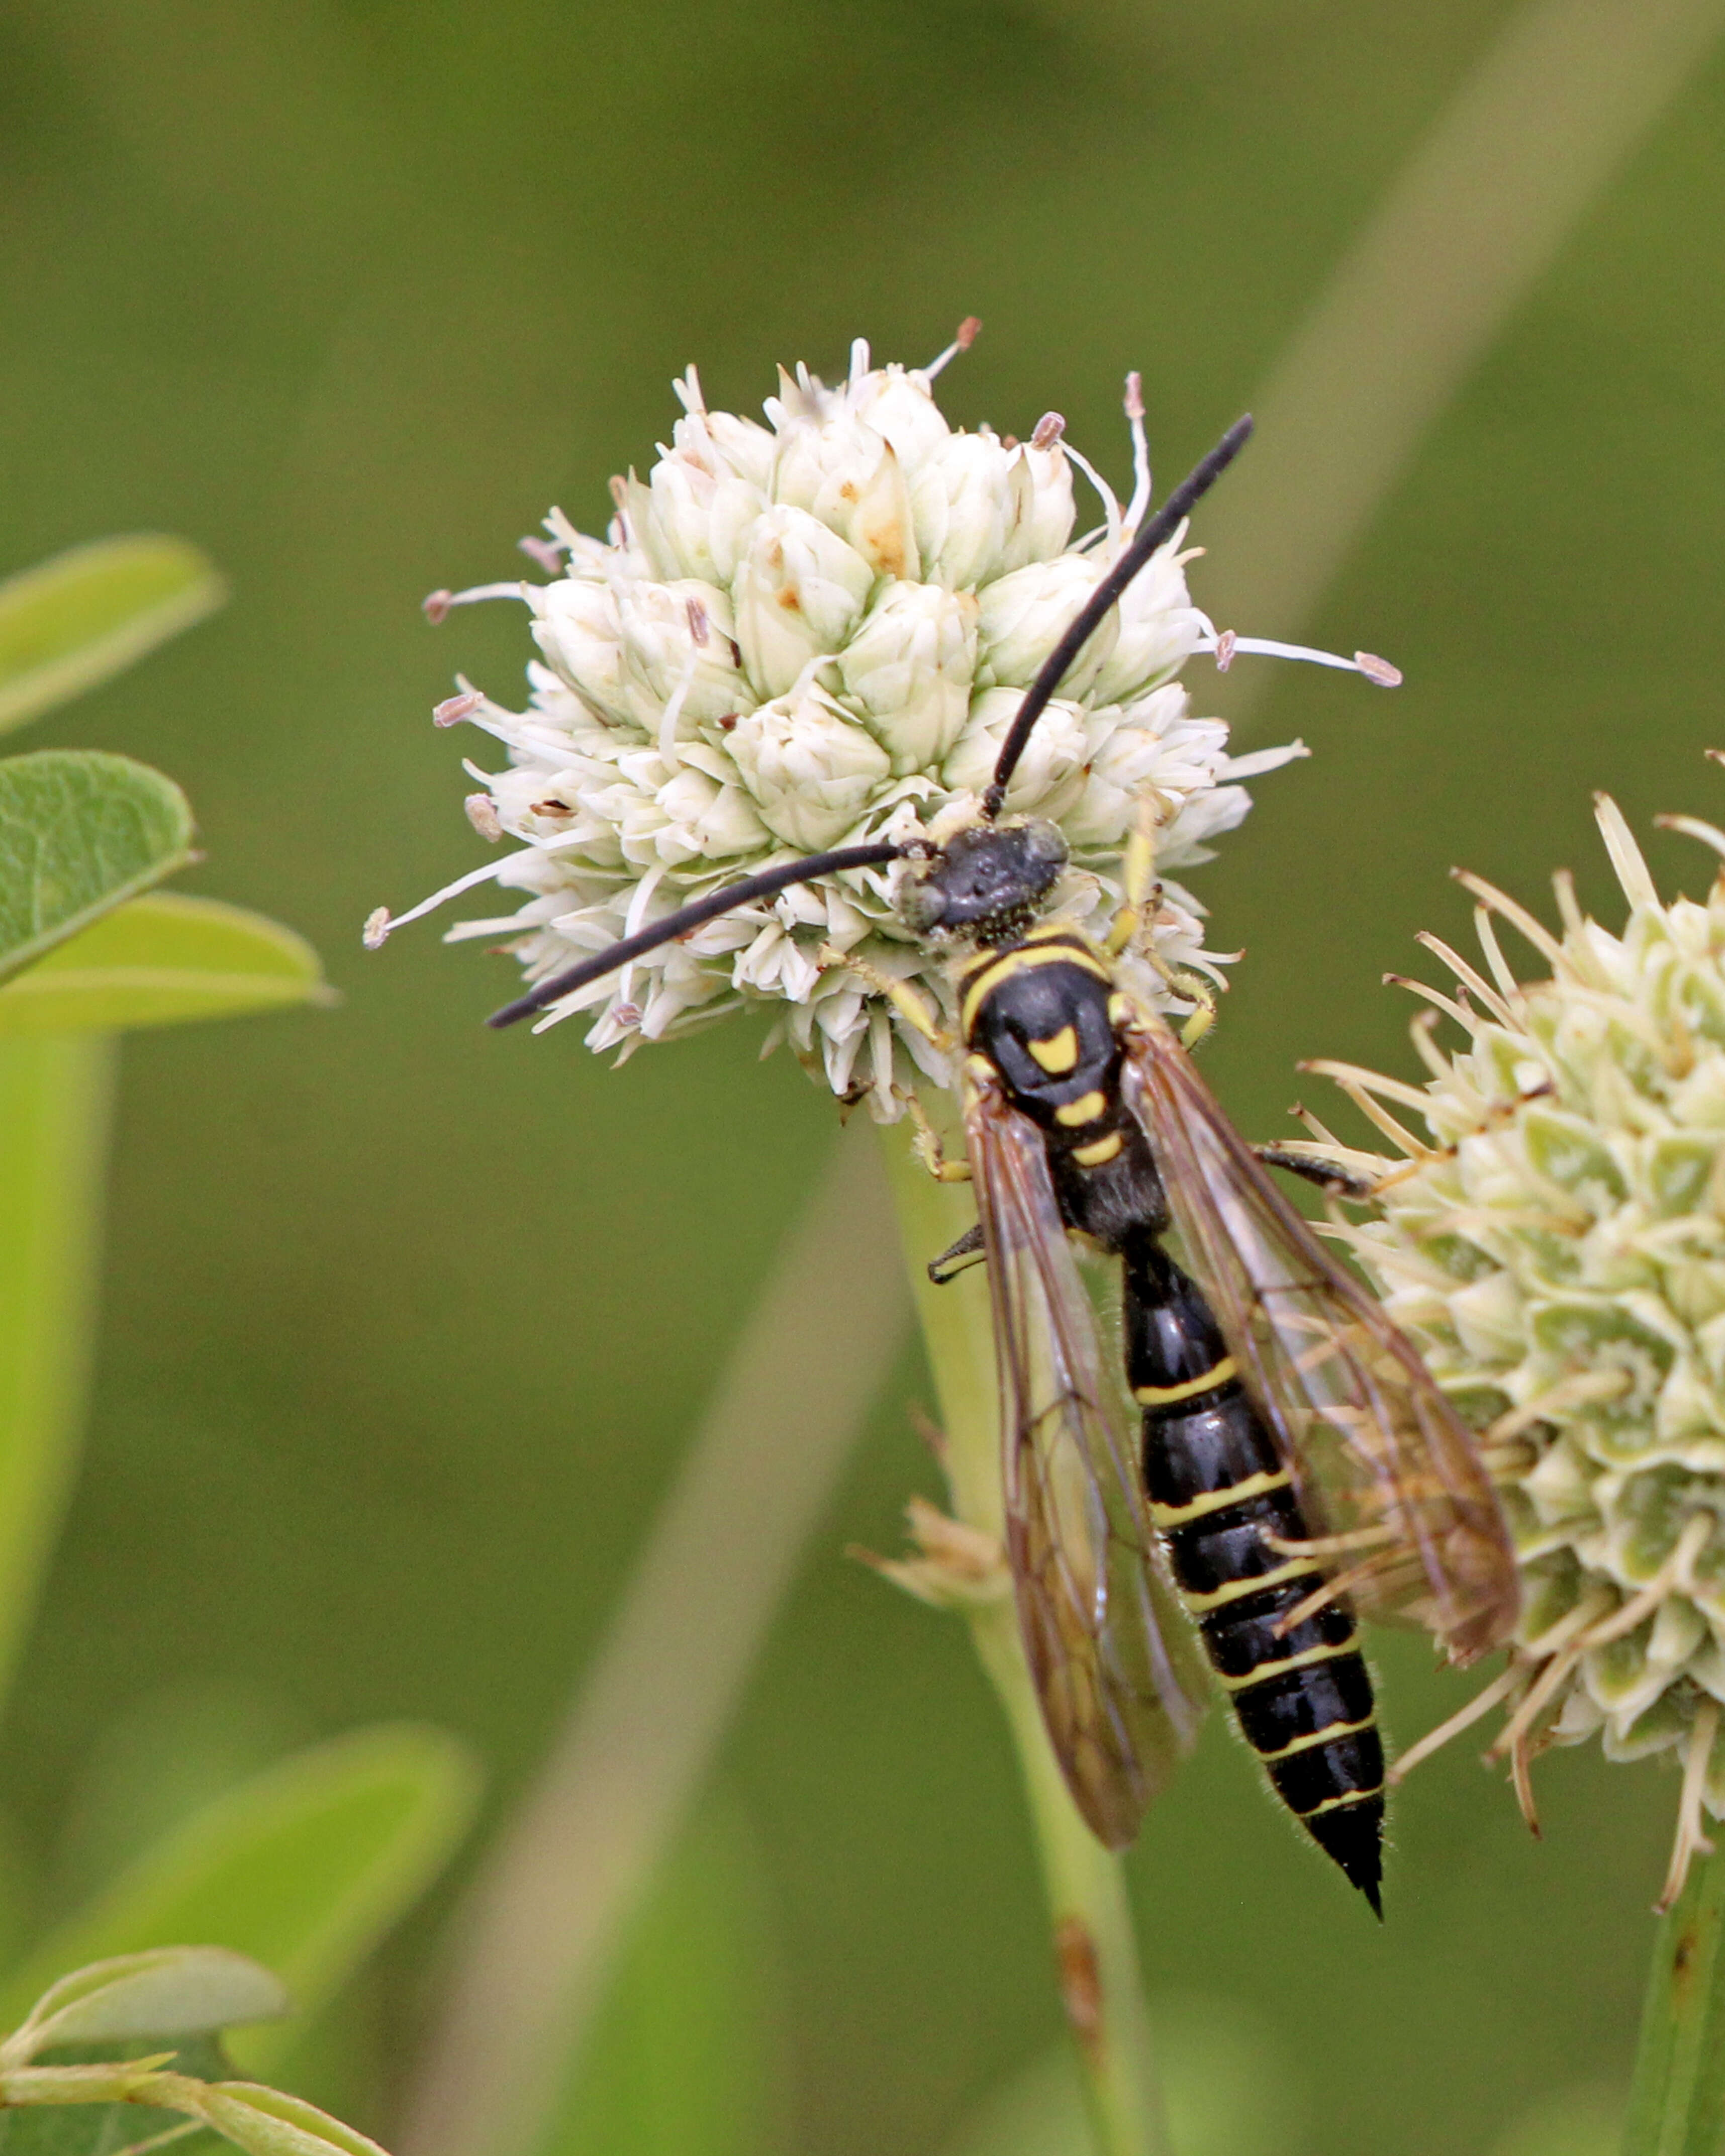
[1120, 1017, 1518, 1664]
[966, 1069, 1208, 1848]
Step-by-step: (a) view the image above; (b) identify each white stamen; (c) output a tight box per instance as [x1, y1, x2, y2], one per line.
[1122, 372, 1152, 534]
[1062, 441, 1122, 550]
[518, 534, 564, 574]
[362, 907, 392, 949]
[465, 792, 503, 841]
[657, 645, 705, 767]
[922, 316, 981, 378]
[849, 338, 871, 389]
[673, 365, 707, 416]
[1220, 739, 1311, 779]
[1197, 633, 1401, 684]
[434, 691, 486, 728]
[618, 861, 669, 1011]
[425, 581, 528, 623]
[374, 852, 541, 939]
[1031, 412, 1066, 451]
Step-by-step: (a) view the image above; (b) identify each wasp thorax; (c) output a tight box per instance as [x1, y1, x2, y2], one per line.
[898, 819, 1069, 942]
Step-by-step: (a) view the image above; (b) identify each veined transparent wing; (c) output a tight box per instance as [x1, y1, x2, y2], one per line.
[1120, 1015, 1518, 1665]
[966, 1067, 1208, 1848]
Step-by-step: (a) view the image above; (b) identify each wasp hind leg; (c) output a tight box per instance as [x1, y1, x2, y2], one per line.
[928, 1223, 986, 1285]
[1253, 1144, 1379, 1202]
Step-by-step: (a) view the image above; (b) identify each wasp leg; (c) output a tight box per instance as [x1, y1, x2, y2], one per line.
[1138, 944, 1219, 1049]
[928, 1223, 986, 1285]
[901, 1089, 972, 1184]
[818, 943, 953, 1052]
[1106, 789, 1169, 956]
[1253, 1143, 1379, 1202]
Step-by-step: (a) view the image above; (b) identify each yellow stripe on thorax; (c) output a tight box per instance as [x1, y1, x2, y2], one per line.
[959, 935, 1109, 1037]
[1133, 1357, 1239, 1414]
[1181, 1556, 1319, 1613]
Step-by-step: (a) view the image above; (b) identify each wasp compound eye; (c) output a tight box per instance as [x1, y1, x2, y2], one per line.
[898, 820, 1069, 939]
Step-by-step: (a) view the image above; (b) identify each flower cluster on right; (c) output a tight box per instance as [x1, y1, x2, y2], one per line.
[1307, 786, 1725, 1906]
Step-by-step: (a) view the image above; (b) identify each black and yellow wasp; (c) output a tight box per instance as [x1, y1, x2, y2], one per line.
[490, 416, 1520, 1912]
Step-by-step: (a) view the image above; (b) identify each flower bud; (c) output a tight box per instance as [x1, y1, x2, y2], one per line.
[1086, 535, 1206, 704]
[837, 581, 977, 774]
[910, 433, 1018, 591]
[653, 765, 771, 861]
[976, 555, 1118, 697]
[726, 683, 892, 850]
[846, 364, 953, 465]
[1019, 437, 1077, 562]
[732, 506, 876, 699]
[677, 406, 777, 493]
[772, 415, 920, 578]
[528, 578, 631, 726]
[634, 447, 766, 587]
[611, 577, 746, 735]
[941, 685, 1089, 820]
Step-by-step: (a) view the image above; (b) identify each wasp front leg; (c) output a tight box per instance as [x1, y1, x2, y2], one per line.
[817, 943, 954, 1054]
[1105, 789, 1169, 957]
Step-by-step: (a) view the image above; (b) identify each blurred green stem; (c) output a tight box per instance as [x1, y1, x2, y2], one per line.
[882, 1131, 1169, 2156]
[1622, 1835, 1725, 2156]
[0, 1035, 114, 1709]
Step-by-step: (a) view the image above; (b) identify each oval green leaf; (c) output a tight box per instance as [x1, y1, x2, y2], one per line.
[0, 1728, 481, 2072]
[0, 753, 194, 985]
[0, 894, 328, 1036]
[5, 1949, 288, 2066]
[0, 538, 226, 738]
[198, 2085, 388, 2156]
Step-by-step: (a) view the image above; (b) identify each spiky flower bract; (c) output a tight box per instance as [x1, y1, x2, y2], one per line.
[371, 334, 1336, 1116]
[1304, 783, 1725, 1906]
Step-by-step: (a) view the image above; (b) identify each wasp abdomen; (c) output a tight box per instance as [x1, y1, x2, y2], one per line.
[1130, 1249, 1386, 1912]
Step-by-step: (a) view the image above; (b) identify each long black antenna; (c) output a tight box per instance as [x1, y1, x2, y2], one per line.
[487, 841, 906, 1029]
[981, 413, 1254, 820]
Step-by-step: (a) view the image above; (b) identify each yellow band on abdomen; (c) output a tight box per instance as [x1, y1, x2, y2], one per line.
[1133, 1357, 1237, 1409]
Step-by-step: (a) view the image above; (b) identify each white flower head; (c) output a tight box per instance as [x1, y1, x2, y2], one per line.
[375, 333, 1394, 1113]
[1302, 779, 1725, 1908]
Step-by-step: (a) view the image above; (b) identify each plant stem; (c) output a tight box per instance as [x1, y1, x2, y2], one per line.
[881, 1130, 1170, 2156]
[1622, 1833, 1725, 2156]
[0, 1034, 114, 1713]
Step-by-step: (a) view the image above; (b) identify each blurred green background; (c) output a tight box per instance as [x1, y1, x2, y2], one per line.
[3, 2, 1723, 2152]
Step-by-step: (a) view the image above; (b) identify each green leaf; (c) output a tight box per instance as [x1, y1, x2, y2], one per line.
[196, 2086, 385, 2156]
[0, 1039, 113, 1726]
[0, 754, 194, 986]
[4, 1952, 288, 2067]
[0, 2036, 230, 2156]
[537, 1802, 783, 2156]
[0, 538, 225, 738]
[0, 895, 327, 1036]
[1, 1728, 481, 2073]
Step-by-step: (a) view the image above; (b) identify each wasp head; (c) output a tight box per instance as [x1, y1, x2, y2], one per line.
[897, 818, 1068, 944]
